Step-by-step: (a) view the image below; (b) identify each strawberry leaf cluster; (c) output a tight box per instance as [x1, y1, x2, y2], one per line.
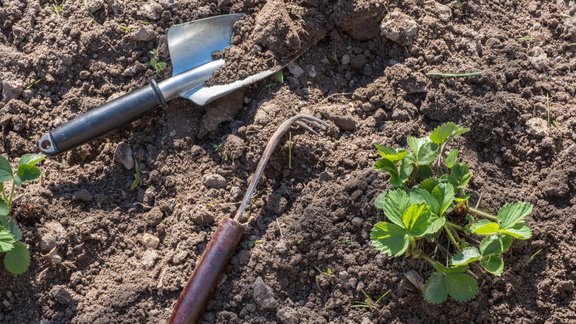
[370, 123, 533, 303]
[0, 154, 45, 275]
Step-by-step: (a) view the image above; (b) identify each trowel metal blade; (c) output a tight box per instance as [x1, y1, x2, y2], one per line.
[167, 14, 243, 76]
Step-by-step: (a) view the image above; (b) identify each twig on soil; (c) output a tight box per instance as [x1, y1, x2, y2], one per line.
[475, 192, 483, 209]
[427, 71, 482, 78]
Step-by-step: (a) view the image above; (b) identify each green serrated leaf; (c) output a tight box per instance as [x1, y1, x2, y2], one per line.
[419, 178, 438, 193]
[382, 189, 409, 228]
[445, 272, 478, 302]
[399, 158, 413, 185]
[374, 158, 399, 177]
[432, 183, 455, 216]
[0, 226, 15, 252]
[499, 223, 532, 240]
[370, 222, 409, 257]
[430, 123, 458, 145]
[481, 255, 504, 276]
[18, 154, 45, 167]
[427, 216, 446, 234]
[479, 235, 509, 256]
[433, 261, 468, 274]
[374, 192, 386, 210]
[3, 242, 30, 275]
[0, 199, 8, 217]
[0, 157, 13, 182]
[497, 202, 533, 229]
[407, 137, 439, 166]
[470, 220, 500, 235]
[448, 162, 471, 189]
[402, 204, 431, 237]
[374, 145, 408, 162]
[451, 247, 481, 266]
[424, 272, 447, 304]
[409, 189, 440, 214]
[417, 165, 434, 182]
[6, 222, 21, 241]
[16, 165, 41, 183]
[445, 149, 458, 168]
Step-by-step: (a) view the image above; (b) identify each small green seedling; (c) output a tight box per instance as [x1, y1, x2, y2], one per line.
[371, 122, 533, 303]
[130, 160, 142, 191]
[240, 239, 263, 248]
[0, 154, 45, 275]
[351, 289, 390, 311]
[427, 72, 482, 78]
[518, 35, 535, 42]
[118, 24, 131, 32]
[25, 78, 43, 90]
[50, 0, 65, 16]
[149, 48, 167, 76]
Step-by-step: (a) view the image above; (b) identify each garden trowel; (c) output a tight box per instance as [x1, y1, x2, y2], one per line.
[38, 14, 273, 155]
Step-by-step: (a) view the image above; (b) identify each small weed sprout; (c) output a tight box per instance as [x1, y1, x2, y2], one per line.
[351, 289, 390, 310]
[130, 160, 142, 191]
[149, 48, 167, 76]
[371, 122, 533, 303]
[118, 24, 131, 32]
[0, 154, 45, 275]
[50, 0, 65, 16]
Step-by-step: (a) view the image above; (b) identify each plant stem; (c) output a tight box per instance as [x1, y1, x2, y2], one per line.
[7, 181, 15, 212]
[468, 207, 498, 221]
[443, 224, 460, 250]
[419, 253, 436, 266]
[445, 221, 463, 231]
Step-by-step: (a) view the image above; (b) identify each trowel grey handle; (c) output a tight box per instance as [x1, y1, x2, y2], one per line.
[38, 80, 166, 155]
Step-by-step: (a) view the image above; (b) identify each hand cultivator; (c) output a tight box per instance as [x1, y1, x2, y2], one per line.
[169, 114, 326, 324]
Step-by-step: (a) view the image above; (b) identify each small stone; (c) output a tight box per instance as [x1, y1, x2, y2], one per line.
[142, 2, 163, 20]
[275, 241, 288, 254]
[306, 65, 317, 78]
[109, 0, 124, 15]
[526, 117, 548, 137]
[140, 233, 160, 249]
[287, 61, 304, 77]
[172, 250, 188, 264]
[341, 54, 351, 65]
[224, 134, 246, 160]
[253, 277, 277, 310]
[78, 70, 90, 80]
[277, 306, 299, 324]
[85, 0, 104, 13]
[380, 11, 419, 46]
[114, 142, 134, 170]
[50, 286, 72, 305]
[350, 54, 368, 70]
[40, 221, 66, 252]
[146, 207, 164, 226]
[132, 26, 156, 42]
[529, 53, 548, 71]
[188, 205, 215, 225]
[2, 81, 22, 102]
[432, 2, 452, 22]
[74, 189, 93, 203]
[265, 193, 288, 214]
[141, 250, 159, 269]
[203, 174, 227, 189]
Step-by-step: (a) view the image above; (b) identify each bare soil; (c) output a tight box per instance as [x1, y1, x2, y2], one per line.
[1, 0, 576, 323]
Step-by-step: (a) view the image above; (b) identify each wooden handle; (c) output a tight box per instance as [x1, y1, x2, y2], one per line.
[169, 218, 244, 324]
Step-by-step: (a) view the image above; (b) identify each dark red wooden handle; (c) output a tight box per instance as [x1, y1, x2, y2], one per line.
[169, 218, 244, 324]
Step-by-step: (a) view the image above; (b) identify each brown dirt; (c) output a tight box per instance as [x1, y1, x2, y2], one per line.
[1, 0, 576, 323]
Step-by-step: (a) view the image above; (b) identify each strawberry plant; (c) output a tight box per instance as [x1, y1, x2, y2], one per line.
[0, 154, 45, 275]
[371, 122, 533, 303]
